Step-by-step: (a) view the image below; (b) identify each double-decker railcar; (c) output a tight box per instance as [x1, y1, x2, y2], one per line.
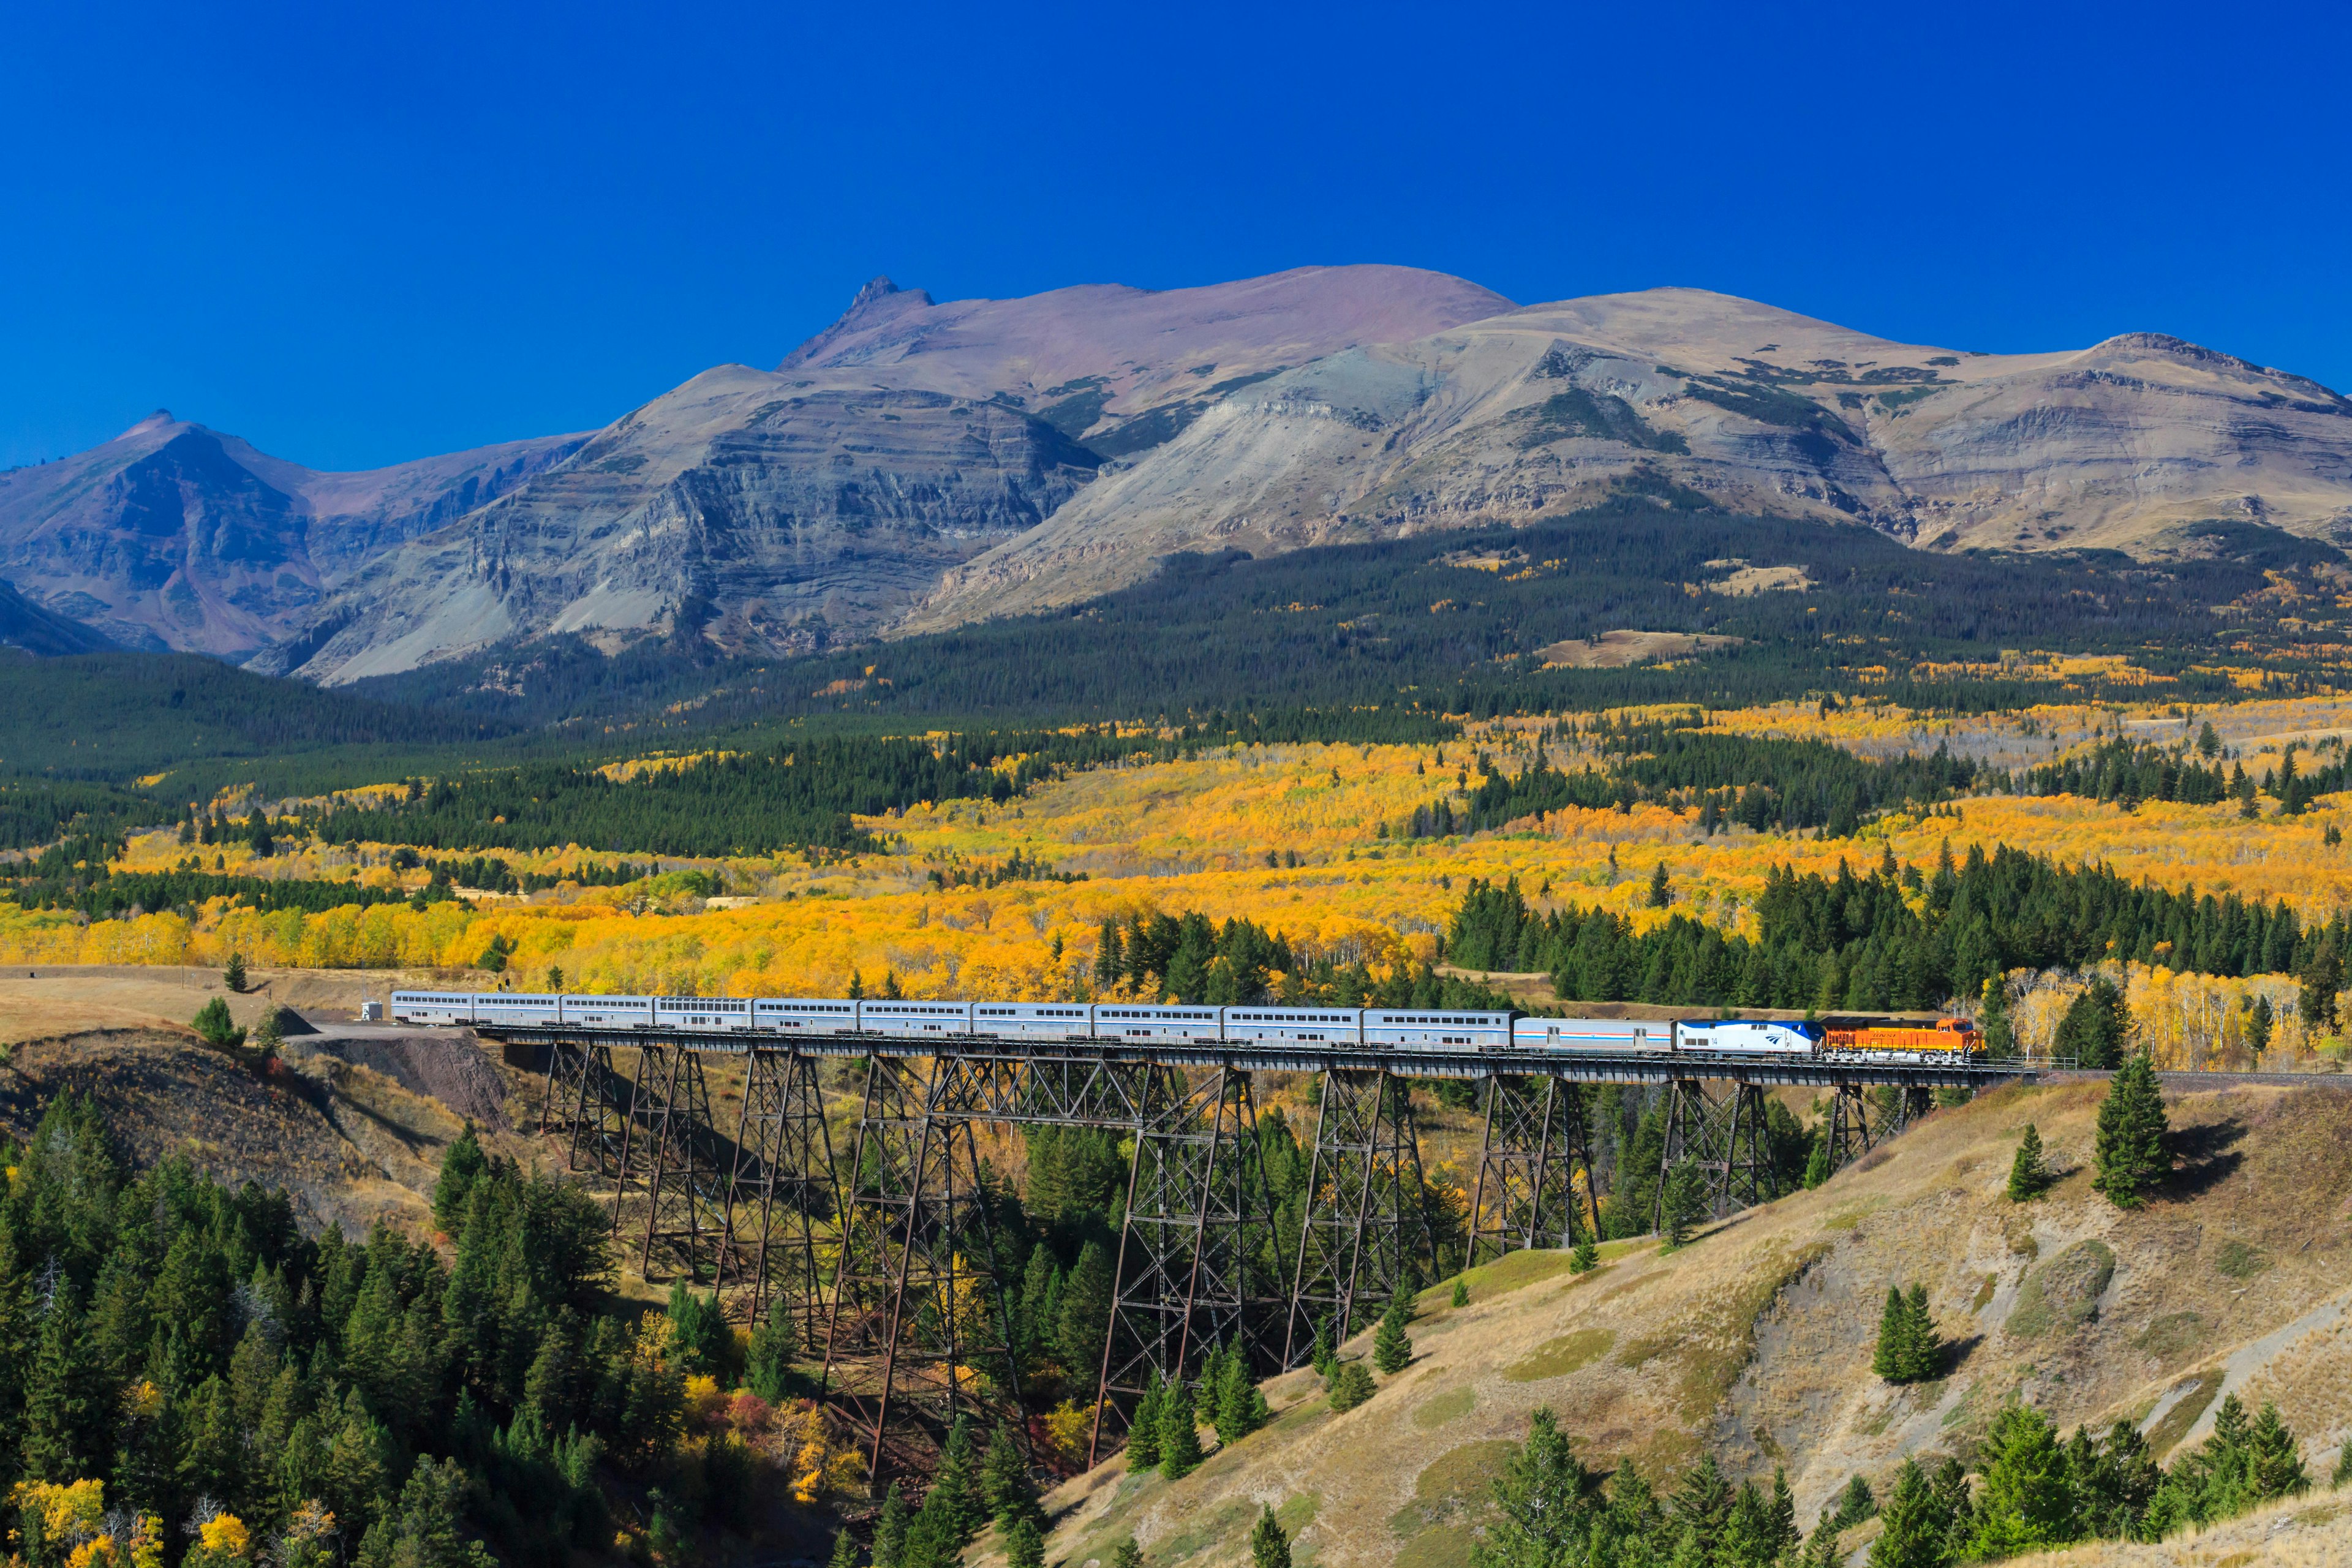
[390, 990, 474, 1027]
[753, 997, 859, 1034]
[653, 995, 753, 1033]
[971, 1003, 1096, 1041]
[857, 1000, 974, 1038]
[1363, 1009, 1511, 1052]
[1509, 1016, 1674, 1053]
[1675, 1019, 1821, 1055]
[1093, 1004, 1224, 1043]
[472, 992, 562, 1029]
[1221, 1007, 1364, 1046]
[561, 993, 654, 1028]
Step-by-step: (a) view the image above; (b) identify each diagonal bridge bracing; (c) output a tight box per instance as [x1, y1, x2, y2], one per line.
[512, 1027, 2019, 1486]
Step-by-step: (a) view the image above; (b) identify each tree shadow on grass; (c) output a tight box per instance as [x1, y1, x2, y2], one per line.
[2162, 1117, 2245, 1200]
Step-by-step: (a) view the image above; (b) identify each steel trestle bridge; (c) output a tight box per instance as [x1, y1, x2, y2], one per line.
[475, 1020, 2028, 1486]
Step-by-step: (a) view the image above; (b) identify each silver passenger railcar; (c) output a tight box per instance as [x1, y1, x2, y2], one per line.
[1510, 1016, 1673, 1052]
[753, 997, 859, 1035]
[390, 990, 473, 1027]
[1221, 1007, 1363, 1046]
[858, 1000, 974, 1038]
[971, 1003, 1096, 1041]
[653, 995, 753, 1033]
[1363, 1009, 1511, 1051]
[1092, 1004, 1223, 1043]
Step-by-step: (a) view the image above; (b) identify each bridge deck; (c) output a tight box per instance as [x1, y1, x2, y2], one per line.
[467, 1023, 2030, 1090]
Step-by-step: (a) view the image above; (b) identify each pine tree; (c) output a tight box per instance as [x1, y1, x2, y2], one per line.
[1569, 1236, 1599, 1273]
[2245, 1402, 2309, 1501]
[2249, 995, 2275, 1058]
[1769, 1468, 1798, 1558]
[1372, 1292, 1413, 1374]
[2301, 946, 2342, 1030]
[2007, 1123, 2047, 1202]
[1249, 1506, 1291, 1568]
[1660, 1158, 1706, 1249]
[20, 1276, 104, 1480]
[1005, 1516, 1045, 1568]
[983, 1421, 1039, 1527]
[224, 952, 247, 992]
[1801, 1136, 1831, 1191]
[1872, 1286, 1911, 1382]
[829, 1529, 860, 1568]
[1901, 1284, 1942, 1382]
[1310, 1315, 1336, 1378]
[1968, 1403, 2075, 1556]
[1158, 1381, 1204, 1480]
[1325, 1362, 1375, 1412]
[1057, 1240, 1115, 1376]
[432, 1122, 488, 1233]
[1670, 1453, 1730, 1561]
[2092, 1054, 2169, 1210]
[745, 1306, 797, 1402]
[1648, 862, 1672, 908]
[1979, 974, 2016, 1055]
[872, 1484, 911, 1568]
[1125, 1373, 1164, 1470]
[1213, 1349, 1261, 1443]
[1868, 1457, 1953, 1568]
[1450, 1276, 1470, 1308]
[2332, 1438, 2352, 1490]
[1111, 1540, 1144, 1568]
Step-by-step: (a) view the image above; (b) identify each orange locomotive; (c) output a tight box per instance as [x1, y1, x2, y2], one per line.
[1821, 1016, 1982, 1061]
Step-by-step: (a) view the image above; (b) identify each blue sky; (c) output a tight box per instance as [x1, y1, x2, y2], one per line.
[4, 1, 2345, 472]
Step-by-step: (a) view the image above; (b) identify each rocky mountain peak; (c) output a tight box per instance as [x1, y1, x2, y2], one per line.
[121, 410, 180, 439]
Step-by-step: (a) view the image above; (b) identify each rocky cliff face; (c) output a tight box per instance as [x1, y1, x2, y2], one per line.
[0, 412, 583, 657]
[19, 269, 2352, 676]
[905, 290, 2352, 628]
[258, 265, 1517, 682]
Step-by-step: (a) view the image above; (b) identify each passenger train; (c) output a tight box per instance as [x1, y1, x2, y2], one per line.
[389, 991, 1982, 1062]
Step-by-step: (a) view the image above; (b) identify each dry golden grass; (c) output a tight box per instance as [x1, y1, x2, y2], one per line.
[995, 1080, 2352, 1568]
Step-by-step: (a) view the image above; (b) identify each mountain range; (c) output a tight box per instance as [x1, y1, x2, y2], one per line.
[6, 265, 2349, 684]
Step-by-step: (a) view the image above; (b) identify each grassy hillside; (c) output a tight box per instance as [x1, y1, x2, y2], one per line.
[1015, 1078, 2352, 1568]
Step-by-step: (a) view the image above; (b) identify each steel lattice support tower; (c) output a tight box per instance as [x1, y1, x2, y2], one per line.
[719, 1049, 840, 1335]
[1824, 1082, 1875, 1174]
[631, 1046, 741, 1283]
[1653, 1078, 1776, 1227]
[1467, 1074, 1600, 1266]
[541, 1039, 633, 1182]
[1087, 1065, 1276, 1465]
[819, 1055, 1025, 1488]
[1281, 1069, 1433, 1368]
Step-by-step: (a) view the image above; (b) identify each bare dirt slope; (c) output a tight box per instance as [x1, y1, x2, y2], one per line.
[0, 966, 537, 1234]
[1014, 1078, 2352, 1568]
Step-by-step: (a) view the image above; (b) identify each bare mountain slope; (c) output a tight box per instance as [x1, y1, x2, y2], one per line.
[25, 271, 2352, 675]
[0, 411, 585, 656]
[907, 289, 2352, 628]
[262, 267, 1516, 682]
[1019, 1078, 2352, 1568]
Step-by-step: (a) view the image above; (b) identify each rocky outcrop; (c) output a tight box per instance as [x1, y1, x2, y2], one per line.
[0, 412, 584, 657]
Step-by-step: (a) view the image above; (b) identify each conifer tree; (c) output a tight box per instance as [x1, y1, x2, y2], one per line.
[872, 1484, 911, 1568]
[1310, 1315, 1336, 1378]
[1004, 1516, 1044, 1568]
[1111, 1540, 1144, 1568]
[1325, 1362, 1374, 1412]
[1057, 1241, 1115, 1377]
[2007, 1123, 2047, 1202]
[1969, 1403, 2075, 1556]
[1901, 1284, 1941, 1382]
[224, 952, 247, 992]
[1250, 1507, 1291, 1568]
[432, 1122, 488, 1233]
[20, 1276, 104, 1480]
[745, 1306, 797, 1402]
[1372, 1292, 1413, 1374]
[1868, 1457, 1953, 1568]
[2093, 1054, 2169, 1210]
[1979, 974, 2015, 1055]
[983, 1421, 1039, 1528]
[1660, 1158, 1706, 1250]
[2245, 1402, 2309, 1501]
[1125, 1373, 1164, 1470]
[1450, 1276, 1470, 1308]
[1569, 1236, 1599, 1273]
[829, 1528, 860, 1568]
[1872, 1286, 1911, 1382]
[1669, 1453, 1730, 1561]
[1801, 1136, 1831, 1191]
[1158, 1381, 1204, 1480]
